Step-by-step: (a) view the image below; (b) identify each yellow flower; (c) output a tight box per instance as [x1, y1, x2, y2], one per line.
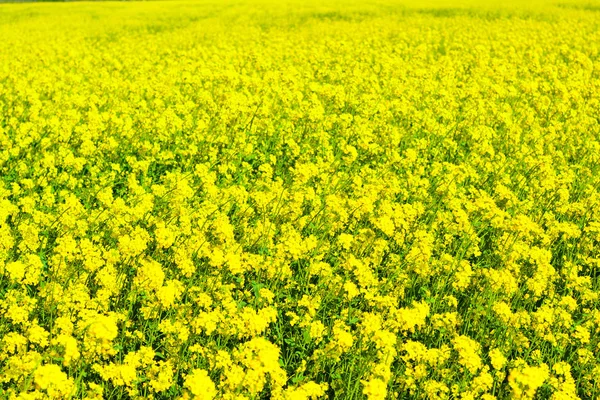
[27, 324, 49, 348]
[489, 348, 507, 371]
[80, 312, 120, 358]
[573, 326, 590, 345]
[309, 320, 326, 344]
[362, 377, 387, 400]
[229, 337, 287, 396]
[118, 226, 150, 258]
[184, 369, 217, 400]
[148, 361, 174, 393]
[155, 222, 176, 249]
[452, 335, 482, 374]
[3, 2, 600, 398]
[393, 301, 430, 333]
[343, 281, 360, 300]
[284, 381, 328, 400]
[84, 382, 104, 400]
[134, 258, 165, 292]
[52, 334, 80, 366]
[508, 363, 549, 400]
[156, 279, 184, 308]
[34, 364, 75, 398]
[452, 260, 473, 290]
[5, 260, 25, 282]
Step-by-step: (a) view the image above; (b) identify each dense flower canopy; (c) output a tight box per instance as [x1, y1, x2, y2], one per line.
[1, 0, 600, 399]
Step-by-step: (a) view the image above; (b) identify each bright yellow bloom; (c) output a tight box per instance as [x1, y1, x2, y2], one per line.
[362, 377, 387, 400]
[184, 369, 217, 400]
[508, 363, 549, 400]
[33, 364, 74, 398]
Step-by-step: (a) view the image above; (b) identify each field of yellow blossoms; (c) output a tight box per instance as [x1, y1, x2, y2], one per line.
[1, 0, 600, 398]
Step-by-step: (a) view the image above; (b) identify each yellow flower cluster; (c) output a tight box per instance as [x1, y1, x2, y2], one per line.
[1, 0, 600, 398]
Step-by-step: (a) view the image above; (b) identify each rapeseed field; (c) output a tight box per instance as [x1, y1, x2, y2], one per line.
[1, 0, 600, 398]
